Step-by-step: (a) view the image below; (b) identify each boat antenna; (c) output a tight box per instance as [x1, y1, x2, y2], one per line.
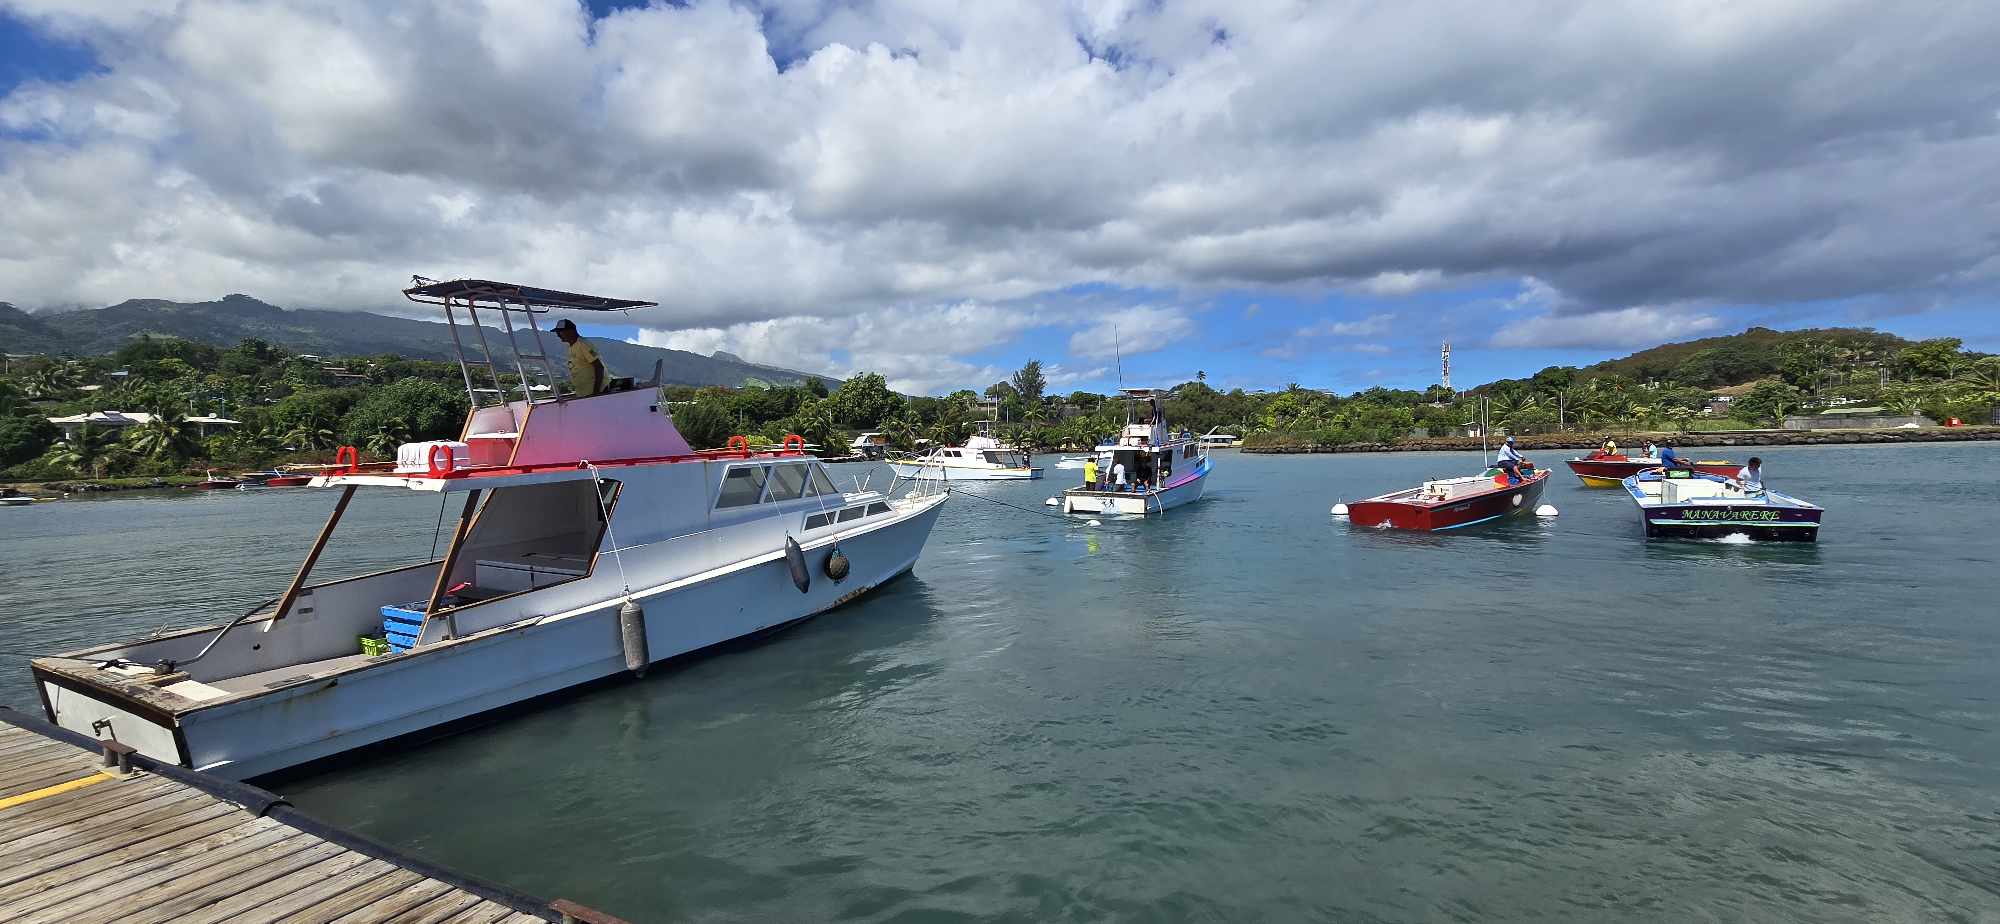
[1113, 325, 1123, 388]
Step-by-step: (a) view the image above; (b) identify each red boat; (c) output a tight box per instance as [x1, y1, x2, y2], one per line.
[1343, 465, 1550, 531]
[1564, 453, 1736, 488]
[194, 471, 239, 490]
[262, 475, 313, 487]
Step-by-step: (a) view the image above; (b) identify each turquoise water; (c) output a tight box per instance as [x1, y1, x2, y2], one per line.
[4, 443, 1998, 921]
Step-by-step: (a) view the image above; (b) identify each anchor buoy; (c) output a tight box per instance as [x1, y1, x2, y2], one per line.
[782, 433, 807, 453]
[824, 546, 849, 582]
[784, 536, 810, 593]
[725, 435, 751, 456]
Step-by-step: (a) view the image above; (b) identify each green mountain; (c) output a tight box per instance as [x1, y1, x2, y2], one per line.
[1582, 326, 1916, 387]
[2, 295, 834, 388]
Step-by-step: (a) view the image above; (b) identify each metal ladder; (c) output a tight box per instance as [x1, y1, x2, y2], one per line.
[442, 297, 551, 435]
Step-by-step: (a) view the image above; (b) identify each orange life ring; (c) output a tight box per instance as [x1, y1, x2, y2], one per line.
[426, 443, 457, 478]
[335, 445, 360, 474]
[725, 435, 751, 456]
[782, 433, 807, 453]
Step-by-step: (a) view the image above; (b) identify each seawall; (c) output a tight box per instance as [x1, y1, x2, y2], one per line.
[1242, 426, 2000, 454]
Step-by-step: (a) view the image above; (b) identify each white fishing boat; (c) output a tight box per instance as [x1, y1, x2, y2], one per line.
[1059, 388, 1212, 515]
[1052, 455, 1093, 470]
[1197, 428, 1241, 449]
[29, 278, 949, 780]
[887, 421, 1042, 480]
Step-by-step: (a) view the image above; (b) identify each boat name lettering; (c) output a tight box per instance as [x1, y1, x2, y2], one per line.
[1679, 508, 1780, 521]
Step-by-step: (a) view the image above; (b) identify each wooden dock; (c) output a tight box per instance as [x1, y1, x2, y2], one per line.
[0, 709, 627, 924]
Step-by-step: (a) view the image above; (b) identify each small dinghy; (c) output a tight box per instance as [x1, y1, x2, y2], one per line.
[1343, 464, 1549, 531]
[1565, 452, 1735, 488]
[1622, 468, 1822, 542]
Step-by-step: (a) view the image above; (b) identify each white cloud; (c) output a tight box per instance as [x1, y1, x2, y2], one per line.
[1, 0, 1998, 337]
[1067, 305, 1198, 361]
[1489, 306, 1724, 349]
[1302, 313, 1395, 337]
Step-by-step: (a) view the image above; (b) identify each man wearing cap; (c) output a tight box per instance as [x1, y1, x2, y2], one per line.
[1495, 435, 1528, 484]
[552, 319, 606, 398]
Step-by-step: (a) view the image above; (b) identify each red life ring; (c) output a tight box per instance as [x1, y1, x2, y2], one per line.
[426, 443, 457, 478]
[335, 445, 360, 474]
[782, 433, 807, 453]
[725, 435, 751, 456]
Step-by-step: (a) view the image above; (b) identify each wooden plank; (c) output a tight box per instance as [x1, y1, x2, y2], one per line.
[284, 866, 429, 924]
[322, 877, 459, 924]
[234, 858, 406, 924]
[0, 778, 191, 846]
[0, 734, 63, 759]
[0, 737, 82, 765]
[0, 787, 212, 863]
[99, 840, 350, 924]
[0, 748, 95, 780]
[0, 816, 294, 921]
[0, 766, 110, 804]
[386, 891, 489, 924]
[171, 850, 377, 924]
[0, 800, 234, 886]
[441, 901, 524, 923]
[0, 809, 257, 906]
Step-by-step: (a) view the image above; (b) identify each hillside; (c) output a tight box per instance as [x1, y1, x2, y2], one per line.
[3, 295, 833, 388]
[1584, 326, 1914, 387]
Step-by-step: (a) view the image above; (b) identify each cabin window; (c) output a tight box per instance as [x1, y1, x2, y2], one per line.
[804, 512, 835, 530]
[766, 463, 809, 501]
[837, 505, 866, 523]
[865, 502, 891, 517]
[983, 451, 1004, 465]
[716, 466, 769, 508]
[809, 467, 839, 496]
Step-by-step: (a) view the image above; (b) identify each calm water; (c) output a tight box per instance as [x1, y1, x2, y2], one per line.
[4, 444, 1999, 922]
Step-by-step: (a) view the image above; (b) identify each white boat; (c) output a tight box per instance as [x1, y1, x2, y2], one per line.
[0, 496, 33, 507]
[888, 421, 1042, 480]
[1052, 456, 1093, 470]
[1059, 388, 1212, 515]
[1198, 428, 1241, 449]
[29, 278, 949, 780]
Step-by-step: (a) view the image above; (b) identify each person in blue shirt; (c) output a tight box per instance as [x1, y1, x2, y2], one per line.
[1495, 436, 1528, 484]
[1658, 445, 1682, 469]
[1736, 457, 1764, 491]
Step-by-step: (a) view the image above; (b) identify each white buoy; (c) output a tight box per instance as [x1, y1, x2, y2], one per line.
[1086, 519, 1102, 527]
[1535, 504, 1559, 517]
[1330, 503, 1349, 517]
[1044, 497, 1059, 506]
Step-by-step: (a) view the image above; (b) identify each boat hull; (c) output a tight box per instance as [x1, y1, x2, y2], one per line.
[1347, 470, 1549, 531]
[1634, 503, 1822, 542]
[262, 476, 313, 487]
[36, 494, 948, 780]
[888, 462, 1042, 480]
[1060, 456, 1210, 515]
[1566, 456, 1736, 487]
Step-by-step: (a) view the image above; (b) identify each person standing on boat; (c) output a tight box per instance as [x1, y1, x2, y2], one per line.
[1083, 457, 1098, 489]
[1111, 459, 1127, 492]
[1495, 436, 1527, 484]
[552, 318, 606, 398]
[1737, 457, 1764, 491]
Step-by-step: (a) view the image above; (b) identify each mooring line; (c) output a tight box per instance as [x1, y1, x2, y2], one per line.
[945, 486, 1078, 522]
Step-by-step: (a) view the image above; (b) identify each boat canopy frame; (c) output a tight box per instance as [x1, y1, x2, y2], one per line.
[402, 276, 659, 426]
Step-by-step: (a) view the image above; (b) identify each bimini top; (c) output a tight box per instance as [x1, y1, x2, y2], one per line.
[403, 277, 657, 312]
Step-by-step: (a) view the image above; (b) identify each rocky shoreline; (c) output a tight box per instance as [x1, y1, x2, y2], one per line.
[1242, 426, 2000, 454]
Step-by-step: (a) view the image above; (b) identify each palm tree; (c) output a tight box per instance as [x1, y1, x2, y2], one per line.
[364, 422, 411, 459]
[126, 408, 198, 461]
[44, 423, 115, 476]
[1956, 357, 2000, 392]
[282, 422, 338, 452]
[882, 415, 919, 452]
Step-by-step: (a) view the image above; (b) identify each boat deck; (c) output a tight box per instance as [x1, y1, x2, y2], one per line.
[0, 709, 625, 924]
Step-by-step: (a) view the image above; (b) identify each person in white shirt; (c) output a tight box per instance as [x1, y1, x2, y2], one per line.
[1736, 456, 1763, 491]
[1495, 436, 1528, 484]
[1111, 461, 1127, 491]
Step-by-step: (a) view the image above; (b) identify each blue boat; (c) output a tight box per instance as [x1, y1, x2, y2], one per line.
[1622, 468, 1823, 542]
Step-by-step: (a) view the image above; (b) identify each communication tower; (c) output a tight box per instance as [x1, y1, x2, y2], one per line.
[1440, 340, 1452, 395]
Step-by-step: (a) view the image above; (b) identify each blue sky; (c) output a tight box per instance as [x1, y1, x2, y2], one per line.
[4, 2, 1996, 395]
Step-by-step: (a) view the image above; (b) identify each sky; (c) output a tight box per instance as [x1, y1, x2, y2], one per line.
[2, 1, 1997, 395]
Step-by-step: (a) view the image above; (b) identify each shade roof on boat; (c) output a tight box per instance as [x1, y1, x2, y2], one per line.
[402, 277, 658, 312]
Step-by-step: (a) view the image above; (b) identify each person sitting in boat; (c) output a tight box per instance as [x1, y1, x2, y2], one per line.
[1737, 457, 1764, 492]
[1646, 441, 1659, 458]
[1495, 436, 1528, 484]
[1595, 438, 1618, 459]
[552, 318, 607, 398]
[1658, 445, 1692, 472]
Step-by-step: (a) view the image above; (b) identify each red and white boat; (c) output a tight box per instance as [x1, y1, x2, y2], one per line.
[194, 471, 240, 490]
[1564, 452, 1736, 488]
[30, 278, 949, 780]
[1341, 464, 1550, 531]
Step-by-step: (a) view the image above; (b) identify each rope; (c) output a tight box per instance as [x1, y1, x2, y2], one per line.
[428, 491, 450, 559]
[582, 462, 632, 599]
[944, 486, 1076, 521]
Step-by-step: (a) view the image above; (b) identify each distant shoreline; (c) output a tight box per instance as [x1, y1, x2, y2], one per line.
[1241, 426, 2000, 455]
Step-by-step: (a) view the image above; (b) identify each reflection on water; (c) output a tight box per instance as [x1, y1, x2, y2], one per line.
[3, 443, 1999, 921]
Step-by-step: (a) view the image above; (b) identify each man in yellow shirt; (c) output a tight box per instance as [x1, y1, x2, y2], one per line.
[1082, 457, 1098, 488]
[552, 319, 606, 398]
